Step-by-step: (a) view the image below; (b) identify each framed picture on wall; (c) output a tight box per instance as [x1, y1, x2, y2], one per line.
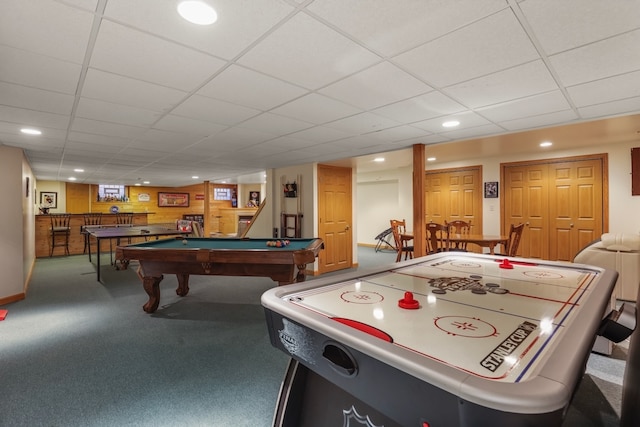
[248, 191, 260, 207]
[158, 192, 190, 207]
[40, 191, 57, 208]
[484, 182, 498, 198]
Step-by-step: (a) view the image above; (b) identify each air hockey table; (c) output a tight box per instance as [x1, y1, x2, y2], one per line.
[261, 252, 618, 427]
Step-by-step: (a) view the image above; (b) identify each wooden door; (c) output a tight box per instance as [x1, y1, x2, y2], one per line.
[548, 159, 604, 261]
[425, 166, 482, 233]
[425, 172, 447, 224]
[317, 165, 352, 274]
[502, 154, 606, 261]
[503, 164, 549, 259]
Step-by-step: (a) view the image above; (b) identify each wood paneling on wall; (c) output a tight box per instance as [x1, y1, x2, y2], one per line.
[66, 182, 90, 213]
[70, 182, 238, 229]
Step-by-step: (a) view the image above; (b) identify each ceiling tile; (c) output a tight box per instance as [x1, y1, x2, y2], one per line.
[287, 126, 354, 144]
[500, 110, 579, 132]
[393, 8, 539, 87]
[152, 115, 227, 136]
[171, 94, 260, 126]
[0, 46, 83, 94]
[568, 71, 640, 107]
[103, 0, 295, 60]
[520, 0, 640, 54]
[477, 91, 572, 122]
[70, 117, 146, 139]
[90, 20, 226, 91]
[307, 0, 507, 57]
[578, 97, 640, 119]
[372, 91, 465, 123]
[0, 82, 75, 115]
[237, 12, 380, 89]
[324, 112, 401, 134]
[198, 65, 308, 110]
[0, 0, 93, 63]
[412, 111, 492, 133]
[550, 30, 640, 87]
[75, 98, 161, 127]
[82, 69, 188, 112]
[0, 105, 70, 130]
[270, 93, 362, 125]
[444, 60, 559, 109]
[319, 62, 432, 109]
[237, 112, 314, 135]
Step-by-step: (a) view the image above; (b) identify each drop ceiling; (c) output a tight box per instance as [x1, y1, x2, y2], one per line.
[1, 0, 639, 186]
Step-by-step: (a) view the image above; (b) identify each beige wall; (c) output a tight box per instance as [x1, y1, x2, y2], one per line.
[356, 140, 640, 247]
[0, 146, 34, 303]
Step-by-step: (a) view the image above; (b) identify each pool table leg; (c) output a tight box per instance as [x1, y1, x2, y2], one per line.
[175, 273, 190, 297]
[142, 275, 164, 313]
[294, 251, 316, 283]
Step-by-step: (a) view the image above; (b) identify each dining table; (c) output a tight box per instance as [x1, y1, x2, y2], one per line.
[449, 233, 508, 255]
[400, 232, 509, 255]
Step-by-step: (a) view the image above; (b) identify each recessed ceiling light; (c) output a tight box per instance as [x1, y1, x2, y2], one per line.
[177, 1, 217, 25]
[442, 120, 460, 128]
[68, 177, 76, 181]
[540, 141, 553, 147]
[143, 181, 150, 184]
[74, 168, 84, 173]
[135, 183, 141, 186]
[20, 128, 42, 135]
[374, 157, 385, 162]
[427, 157, 436, 162]
[192, 176, 199, 179]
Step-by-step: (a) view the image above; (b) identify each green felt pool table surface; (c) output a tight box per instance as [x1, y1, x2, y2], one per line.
[116, 237, 324, 313]
[127, 237, 319, 251]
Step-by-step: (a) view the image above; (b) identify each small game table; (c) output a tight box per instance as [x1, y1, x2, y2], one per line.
[261, 252, 617, 427]
[86, 224, 190, 282]
[116, 237, 324, 313]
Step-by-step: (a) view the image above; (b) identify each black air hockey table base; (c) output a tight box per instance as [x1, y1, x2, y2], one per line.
[272, 354, 565, 427]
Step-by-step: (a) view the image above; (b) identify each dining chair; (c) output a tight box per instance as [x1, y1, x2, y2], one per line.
[501, 223, 525, 256]
[390, 219, 414, 262]
[445, 220, 471, 251]
[426, 222, 451, 254]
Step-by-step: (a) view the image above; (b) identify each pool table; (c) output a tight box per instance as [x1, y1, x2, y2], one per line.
[116, 237, 324, 313]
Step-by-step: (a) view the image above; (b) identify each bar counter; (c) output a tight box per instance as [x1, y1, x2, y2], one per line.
[35, 213, 152, 258]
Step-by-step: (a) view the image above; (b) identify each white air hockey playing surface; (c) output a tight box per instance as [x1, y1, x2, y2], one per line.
[262, 252, 618, 424]
[281, 254, 601, 382]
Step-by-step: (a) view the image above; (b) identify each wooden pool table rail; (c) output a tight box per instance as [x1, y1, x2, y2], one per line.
[116, 237, 324, 313]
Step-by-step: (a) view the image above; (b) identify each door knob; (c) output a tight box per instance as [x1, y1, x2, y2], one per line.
[345, 225, 350, 231]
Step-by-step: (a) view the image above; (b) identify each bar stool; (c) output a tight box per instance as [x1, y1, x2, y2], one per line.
[49, 214, 71, 257]
[115, 212, 134, 243]
[110, 213, 134, 264]
[83, 213, 103, 260]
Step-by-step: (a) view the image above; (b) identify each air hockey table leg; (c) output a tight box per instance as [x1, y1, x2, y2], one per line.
[620, 301, 640, 427]
[272, 358, 305, 427]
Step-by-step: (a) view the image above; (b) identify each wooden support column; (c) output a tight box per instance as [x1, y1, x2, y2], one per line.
[203, 180, 211, 236]
[412, 144, 426, 257]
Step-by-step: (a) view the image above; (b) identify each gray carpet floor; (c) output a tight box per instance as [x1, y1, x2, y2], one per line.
[0, 246, 629, 426]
